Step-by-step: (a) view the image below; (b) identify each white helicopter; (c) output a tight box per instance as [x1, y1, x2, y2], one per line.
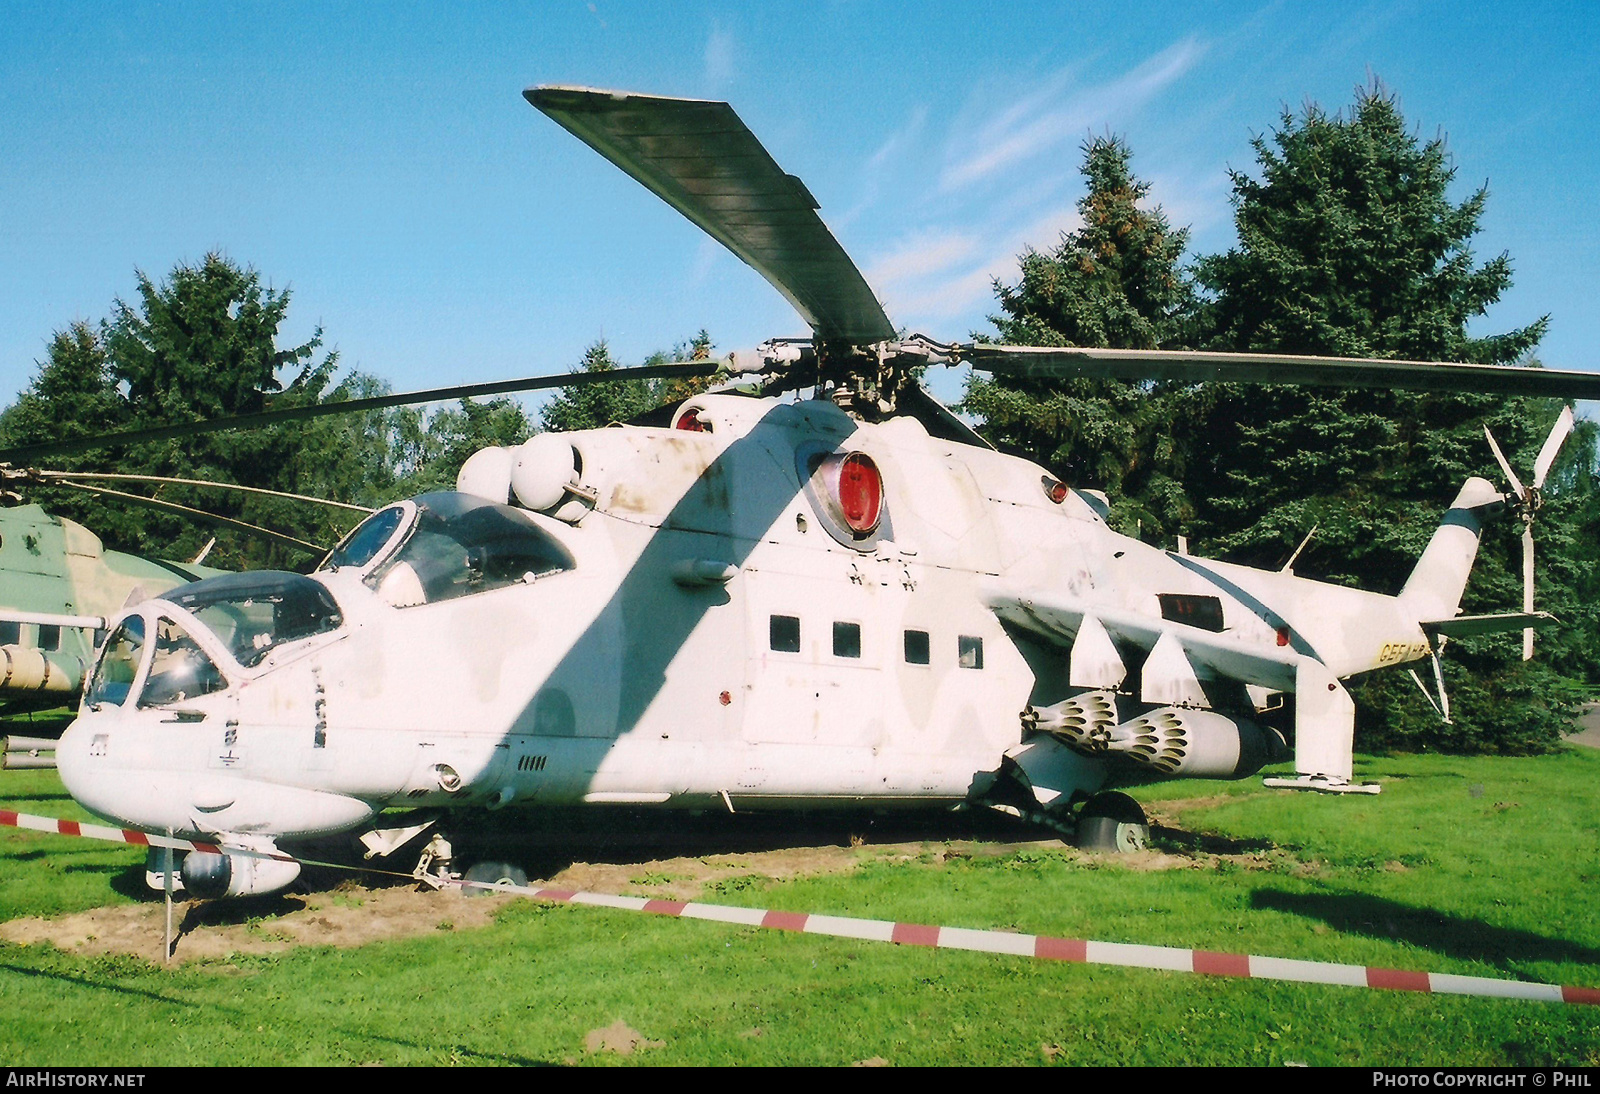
[39, 87, 1600, 898]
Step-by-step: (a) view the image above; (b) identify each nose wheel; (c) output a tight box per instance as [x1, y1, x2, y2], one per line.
[461, 860, 528, 894]
[1074, 791, 1149, 853]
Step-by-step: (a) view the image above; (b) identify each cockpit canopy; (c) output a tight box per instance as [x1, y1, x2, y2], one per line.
[322, 492, 575, 608]
[83, 572, 343, 709]
[165, 571, 344, 668]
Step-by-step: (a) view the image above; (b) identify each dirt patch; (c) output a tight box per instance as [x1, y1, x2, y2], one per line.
[553, 837, 1048, 901]
[0, 826, 1294, 964]
[584, 1020, 664, 1056]
[0, 883, 503, 965]
[0, 839, 1028, 964]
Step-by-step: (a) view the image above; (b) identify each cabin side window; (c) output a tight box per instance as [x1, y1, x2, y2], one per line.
[958, 635, 984, 670]
[832, 621, 861, 659]
[770, 615, 801, 653]
[903, 629, 930, 665]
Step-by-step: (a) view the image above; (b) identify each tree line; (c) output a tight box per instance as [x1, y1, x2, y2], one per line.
[0, 255, 711, 572]
[965, 86, 1599, 753]
[2, 85, 1593, 753]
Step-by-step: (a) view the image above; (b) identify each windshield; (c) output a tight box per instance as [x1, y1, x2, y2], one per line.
[165, 572, 344, 668]
[85, 617, 145, 708]
[323, 504, 407, 571]
[139, 617, 228, 707]
[365, 492, 574, 607]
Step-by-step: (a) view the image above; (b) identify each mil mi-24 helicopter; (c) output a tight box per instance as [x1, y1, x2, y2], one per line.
[20, 87, 1600, 898]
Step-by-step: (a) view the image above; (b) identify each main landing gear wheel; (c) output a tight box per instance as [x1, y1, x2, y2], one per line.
[462, 861, 528, 895]
[1074, 792, 1149, 853]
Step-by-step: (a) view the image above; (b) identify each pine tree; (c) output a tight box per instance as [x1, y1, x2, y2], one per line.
[540, 333, 719, 433]
[1185, 87, 1587, 752]
[540, 341, 656, 433]
[962, 136, 1196, 537]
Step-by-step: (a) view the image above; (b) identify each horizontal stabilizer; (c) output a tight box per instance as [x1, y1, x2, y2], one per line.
[1422, 612, 1559, 638]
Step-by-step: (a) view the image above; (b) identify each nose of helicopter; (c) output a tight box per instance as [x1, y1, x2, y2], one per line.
[54, 708, 136, 828]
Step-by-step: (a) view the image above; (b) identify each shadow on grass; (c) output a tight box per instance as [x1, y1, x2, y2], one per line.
[0, 961, 199, 1006]
[447, 806, 1039, 881]
[0, 959, 559, 1065]
[1251, 887, 1600, 972]
[174, 893, 310, 937]
[9, 845, 134, 864]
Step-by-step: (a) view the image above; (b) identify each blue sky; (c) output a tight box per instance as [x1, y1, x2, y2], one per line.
[3, 1, 1596, 414]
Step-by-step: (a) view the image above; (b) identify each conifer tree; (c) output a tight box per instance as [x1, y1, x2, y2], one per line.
[963, 136, 1195, 537]
[1184, 87, 1586, 751]
[0, 256, 397, 568]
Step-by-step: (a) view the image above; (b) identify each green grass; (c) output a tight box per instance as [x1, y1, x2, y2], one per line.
[0, 749, 1597, 1065]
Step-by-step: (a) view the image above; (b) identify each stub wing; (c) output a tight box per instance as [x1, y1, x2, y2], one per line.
[983, 583, 1301, 693]
[985, 582, 1368, 790]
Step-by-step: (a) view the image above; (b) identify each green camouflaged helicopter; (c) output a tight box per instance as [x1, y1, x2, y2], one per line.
[0, 504, 223, 713]
[0, 464, 381, 720]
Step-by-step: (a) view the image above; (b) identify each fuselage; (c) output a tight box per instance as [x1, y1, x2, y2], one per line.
[55, 393, 1451, 842]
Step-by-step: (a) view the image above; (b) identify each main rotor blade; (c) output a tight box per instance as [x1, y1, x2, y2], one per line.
[529, 86, 896, 345]
[0, 361, 721, 464]
[962, 345, 1600, 400]
[54, 481, 330, 555]
[34, 471, 375, 514]
[1531, 405, 1576, 489]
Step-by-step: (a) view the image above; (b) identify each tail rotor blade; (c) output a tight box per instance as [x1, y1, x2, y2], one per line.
[1531, 405, 1576, 489]
[1483, 426, 1525, 498]
[1522, 523, 1536, 661]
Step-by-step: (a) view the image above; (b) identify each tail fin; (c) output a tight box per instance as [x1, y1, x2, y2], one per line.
[1399, 477, 1503, 622]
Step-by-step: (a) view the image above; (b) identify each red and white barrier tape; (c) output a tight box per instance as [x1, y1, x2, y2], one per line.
[453, 878, 1600, 1007]
[4, 808, 1594, 1006]
[0, 809, 295, 862]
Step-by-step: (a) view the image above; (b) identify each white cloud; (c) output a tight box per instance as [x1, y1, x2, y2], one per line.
[688, 236, 722, 287]
[1143, 169, 1235, 245]
[864, 230, 979, 287]
[703, 21, 736, 92]
[870, 205, 1082, 333]
[839, 105, 929, 228]
[940, 37, 1208, 192]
